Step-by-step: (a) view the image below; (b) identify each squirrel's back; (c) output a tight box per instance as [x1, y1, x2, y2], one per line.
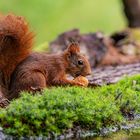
[10, 52, 66, 85]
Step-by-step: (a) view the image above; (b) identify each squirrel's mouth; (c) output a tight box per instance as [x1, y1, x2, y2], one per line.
[74, 72, 81, 78]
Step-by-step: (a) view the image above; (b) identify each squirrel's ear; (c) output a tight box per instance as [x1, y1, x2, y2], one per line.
[67, 42, 80, 54]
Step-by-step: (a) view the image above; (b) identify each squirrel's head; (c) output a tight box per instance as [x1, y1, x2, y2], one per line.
[64, 42, 91, 78]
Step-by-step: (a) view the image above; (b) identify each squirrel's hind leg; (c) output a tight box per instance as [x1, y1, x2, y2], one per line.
[8, 71, 46, 100]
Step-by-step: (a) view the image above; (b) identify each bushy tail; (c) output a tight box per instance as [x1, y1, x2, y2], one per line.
[0, 14, 34, 81]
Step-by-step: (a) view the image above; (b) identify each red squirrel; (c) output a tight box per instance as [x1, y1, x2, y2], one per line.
[0, 14, 91, 107]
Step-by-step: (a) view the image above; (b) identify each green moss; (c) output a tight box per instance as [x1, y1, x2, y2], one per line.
[1, 75, 140, 136]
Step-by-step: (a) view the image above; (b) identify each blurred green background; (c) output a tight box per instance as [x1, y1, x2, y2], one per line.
[0, 0, 126, 48]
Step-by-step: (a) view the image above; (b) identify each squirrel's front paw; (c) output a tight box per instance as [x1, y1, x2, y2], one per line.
[0, 98, 10, 108]
[73, 76, 89, 87]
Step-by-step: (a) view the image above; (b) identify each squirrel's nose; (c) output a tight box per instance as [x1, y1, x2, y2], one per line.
[86, 71, 92, 76]
[88, 73, 91, 75]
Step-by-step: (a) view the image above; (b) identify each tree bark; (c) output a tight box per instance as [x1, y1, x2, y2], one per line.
[122, 0, 140, 27]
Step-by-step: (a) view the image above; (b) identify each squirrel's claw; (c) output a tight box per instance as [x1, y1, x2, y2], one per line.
[74, 82, 85, 87]
[0, 98, 10, 108]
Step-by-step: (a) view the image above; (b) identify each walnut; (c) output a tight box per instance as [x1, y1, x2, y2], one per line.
[73, 76, 89, 87]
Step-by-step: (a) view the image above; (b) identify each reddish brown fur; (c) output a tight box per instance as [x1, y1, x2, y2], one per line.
[8, 44, 91, 99]
[0, 14, 91, 103]
[0, 14, 34, 86]
[0, 14, 33, 107]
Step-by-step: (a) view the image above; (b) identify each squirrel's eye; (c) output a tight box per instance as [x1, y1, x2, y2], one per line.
[78, 60, 83, 65]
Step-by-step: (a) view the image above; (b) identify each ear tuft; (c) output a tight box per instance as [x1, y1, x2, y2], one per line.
[67, 42, 80, 54]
